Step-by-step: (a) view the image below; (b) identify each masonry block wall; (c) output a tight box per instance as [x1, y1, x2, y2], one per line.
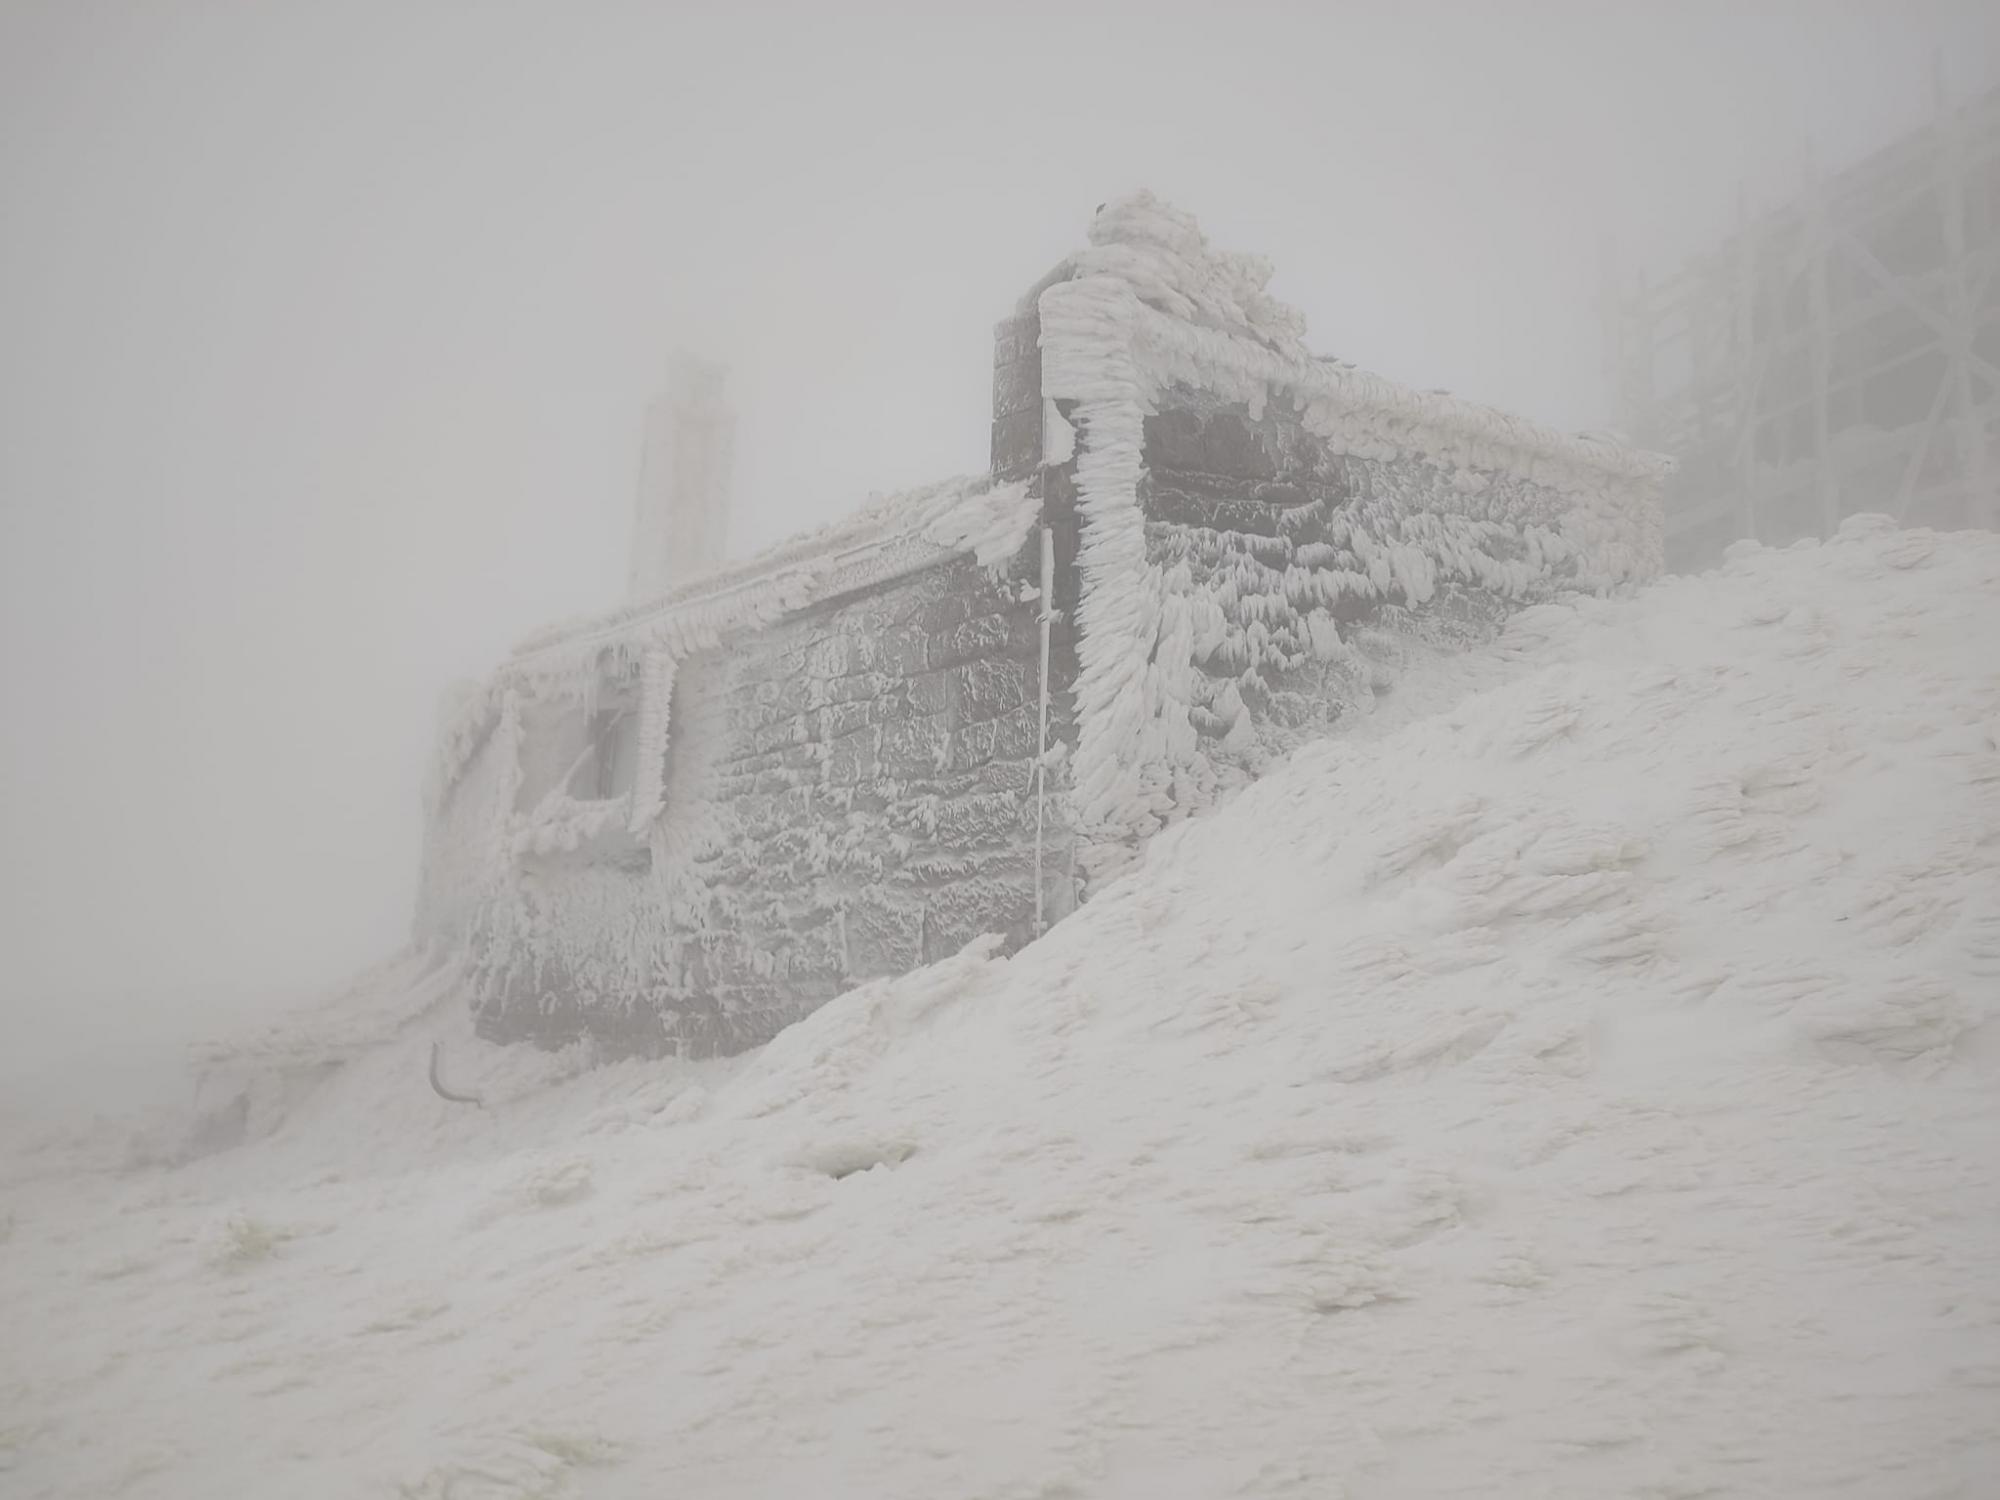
[1028, 241, 1662, 885]
[416, 195, 1663, 1062]
[452, 540, 1076, 1060]
[991, 304, 1044, 483]
[1137, 382, 1578, 780]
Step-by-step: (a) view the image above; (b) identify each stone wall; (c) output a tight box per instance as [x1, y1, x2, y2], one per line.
[418, 197, 1660, 1061]
[1137, 381, 1550, 783]
[1038, 334, 1655, 887]
[463, 546, 1075, 1059]
[426, 310, 1652, 1061]
[990, 303, 1044, 483]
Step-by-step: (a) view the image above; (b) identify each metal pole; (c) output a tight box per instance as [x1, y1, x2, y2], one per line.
[1032, 525, 1054, 935]
[1802, 142, 1837, 539]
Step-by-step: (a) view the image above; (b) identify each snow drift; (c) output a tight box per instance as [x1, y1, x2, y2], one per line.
[3, 515, 1998, 1498]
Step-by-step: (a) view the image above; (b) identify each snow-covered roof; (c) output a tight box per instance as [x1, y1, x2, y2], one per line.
[425, 475, 1040, 812]
[506, 474, 1039, 679]
[1052, 192, 1671, 488]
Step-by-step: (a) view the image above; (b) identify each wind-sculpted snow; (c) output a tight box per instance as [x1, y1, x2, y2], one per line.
[5, 517, 1999, 1497]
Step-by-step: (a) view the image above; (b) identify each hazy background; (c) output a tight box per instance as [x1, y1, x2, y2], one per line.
[3, 0, 1995, 1087]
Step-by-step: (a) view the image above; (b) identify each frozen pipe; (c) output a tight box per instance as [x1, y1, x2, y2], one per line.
[428, 1041, 483, 1108]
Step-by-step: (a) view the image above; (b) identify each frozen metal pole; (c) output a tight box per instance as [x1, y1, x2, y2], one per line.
[1032, 524, 1055, 935]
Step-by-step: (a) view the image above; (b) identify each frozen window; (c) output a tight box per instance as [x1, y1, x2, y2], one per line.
[514, 702, 590, 813]
[513, 674, 642, 812]
[588, 707, 640, 800]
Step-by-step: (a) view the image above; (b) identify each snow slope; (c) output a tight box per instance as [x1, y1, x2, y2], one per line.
[4, 515, 1999, 1499]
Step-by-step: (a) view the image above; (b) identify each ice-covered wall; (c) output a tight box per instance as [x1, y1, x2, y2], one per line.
[1037, 193, 1669, 883]
[415, 192, 1665, 1059]
[418, 478, 1064, 1058]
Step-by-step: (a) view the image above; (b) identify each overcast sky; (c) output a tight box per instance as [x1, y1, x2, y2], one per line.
[3, 0, 1995, 1074]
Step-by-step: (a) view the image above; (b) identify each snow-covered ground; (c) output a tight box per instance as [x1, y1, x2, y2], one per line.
[4, 515, 1999, 1499]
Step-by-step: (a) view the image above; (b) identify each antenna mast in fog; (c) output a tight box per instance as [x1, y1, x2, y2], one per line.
[629, 354, 735, 601]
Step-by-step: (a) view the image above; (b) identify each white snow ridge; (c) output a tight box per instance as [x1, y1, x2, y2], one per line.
[5, 515, 2000, 1498]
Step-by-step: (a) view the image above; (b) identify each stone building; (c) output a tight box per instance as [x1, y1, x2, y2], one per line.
[417, 194, 1668, 1059]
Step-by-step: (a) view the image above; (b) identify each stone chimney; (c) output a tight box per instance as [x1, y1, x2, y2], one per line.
[990, 259, 1075, 483]
[629, 354, 734, 601]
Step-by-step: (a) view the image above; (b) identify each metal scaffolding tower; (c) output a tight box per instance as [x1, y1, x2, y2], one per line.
[1605, 82, 2000, 570]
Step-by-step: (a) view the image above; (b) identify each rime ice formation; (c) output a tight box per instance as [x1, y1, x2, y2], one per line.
[1042, 193, 1666, 882]
[1075, 192, 1312, 354]
[418, 475, 1053, 1059]
[8, 517, 1999, 1499]
[418, 195, 1668, 1058]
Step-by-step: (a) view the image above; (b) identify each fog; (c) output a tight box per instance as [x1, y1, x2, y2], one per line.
[2, 0, 1993, 1086]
